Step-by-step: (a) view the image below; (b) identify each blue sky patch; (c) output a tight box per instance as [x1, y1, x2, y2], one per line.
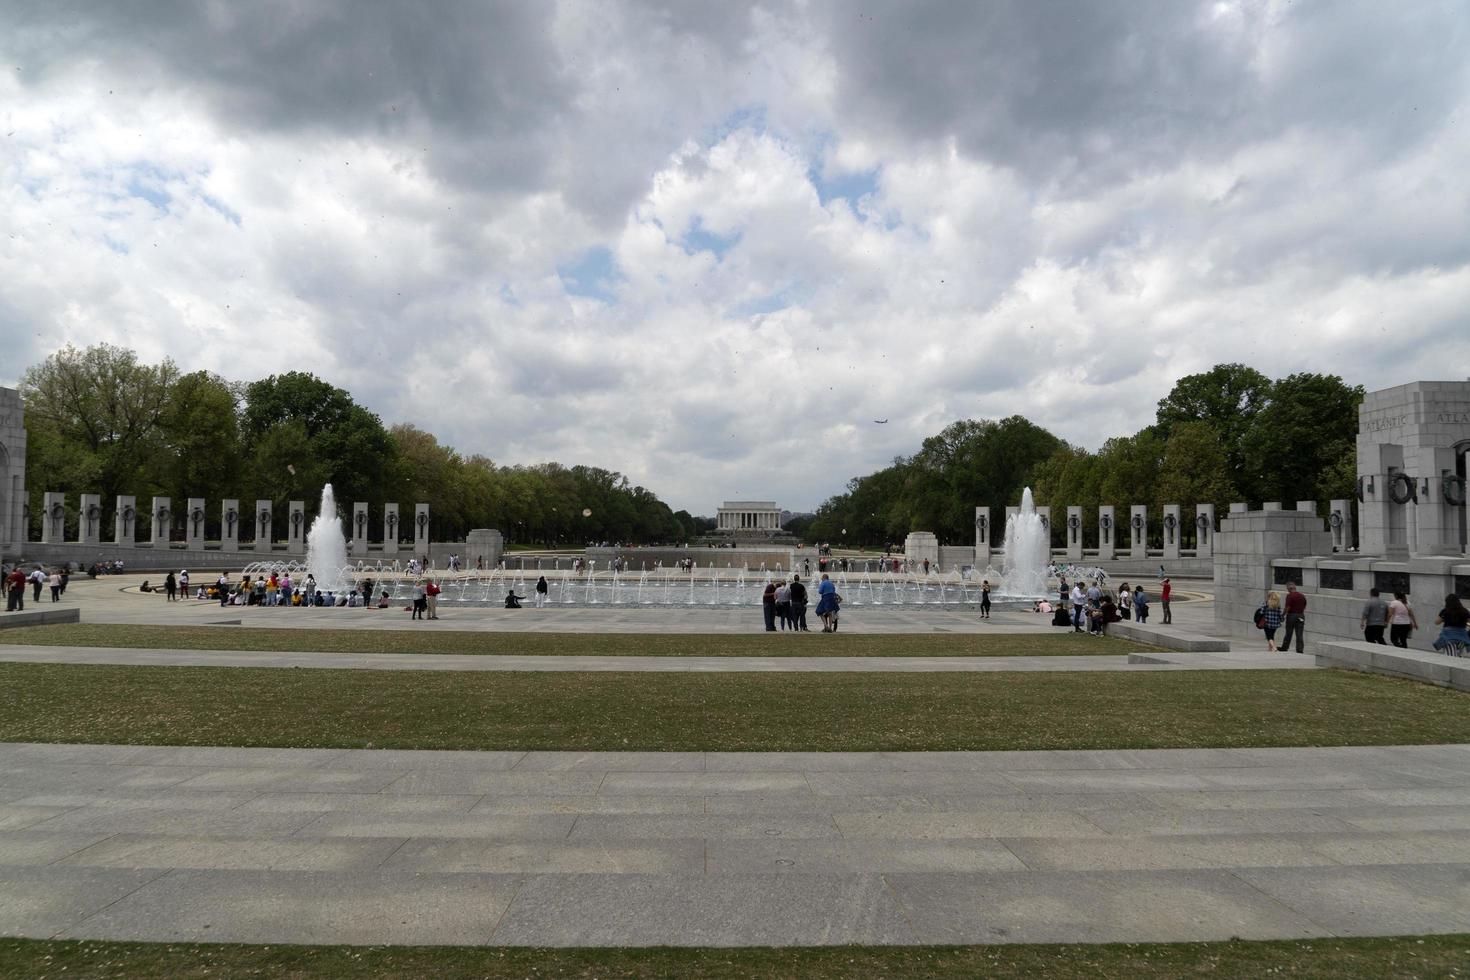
[813, 167, 879, 207]
[680, 217, 740, 258]
[557, 246, 621, 303]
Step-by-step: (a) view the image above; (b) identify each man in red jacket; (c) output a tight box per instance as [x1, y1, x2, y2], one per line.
[1280, 582, 1308, 653]
[1160, 578, 1172, 624]
[5, 567, 26, 612]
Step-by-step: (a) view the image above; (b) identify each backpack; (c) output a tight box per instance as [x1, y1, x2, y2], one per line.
[1253, 605, 1266, 629]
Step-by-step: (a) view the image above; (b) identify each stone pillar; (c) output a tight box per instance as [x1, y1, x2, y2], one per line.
[221, 499, 239, 552]
[903, 531, 940, 570]
[1162, 503, 1182, 562]
[1212, 508, 1332, 648]
[383, 503, 400, 556]
[1418, 446, 1465, 556]
[1129, 504, 1147, 558]
[186, 497, 207, 550]
[40, 491, 65, 544]
[1035, 506, 1051, 557]
[1328, 498, 1352, 553]
[1065, 505, 1083, 560]
[974, 506, 992, 566]
[254, 499, 272, 551]
[466, 528, 504, 570]
[1194, 504, 1216, 558]
[79, 493, 102, 546]
[151, 496, 172, 548]
[1097, 505, 1116, 561]
[115, 495, 137, 547]
[288, 500, 306, 555]
[1229, 502, 1248, 515]
[414, 503, 430, 556]
[352, 501, 370, 556]
[1295, 500, 1317, 515]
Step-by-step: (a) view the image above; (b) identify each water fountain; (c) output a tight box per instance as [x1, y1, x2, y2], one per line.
[304, 484, 349, 594]
[999, 487, 1049, 598]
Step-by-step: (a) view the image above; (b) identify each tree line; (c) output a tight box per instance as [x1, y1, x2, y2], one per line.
[805, 364, 1363, 549]
[19, 344, 703, 546]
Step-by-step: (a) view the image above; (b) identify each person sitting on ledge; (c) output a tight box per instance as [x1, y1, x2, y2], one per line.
[138, 580, 153, 593]
[1032, 598, 1052, 614]
[505, 590, 526, 608]
[377, 591, 391, 609]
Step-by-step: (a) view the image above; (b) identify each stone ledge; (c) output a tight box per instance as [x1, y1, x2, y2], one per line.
[1316, 640, 1470, 692]
[1107, 622, 1230, 652]
[0, 607, 81, 630]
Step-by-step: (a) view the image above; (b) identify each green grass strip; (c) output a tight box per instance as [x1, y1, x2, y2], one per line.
[2, 663, 1467, 752]
[0, 624, 1150, 658]
[1, 935, 1466, 979]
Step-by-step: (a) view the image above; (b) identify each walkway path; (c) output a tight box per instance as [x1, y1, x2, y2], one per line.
[2, 742, 1468, 946]
[0, 644, 1315, 673]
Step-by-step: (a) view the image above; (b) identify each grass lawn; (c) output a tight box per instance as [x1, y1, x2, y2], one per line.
[0, 624, 1149, 657]
[1, 935, 1466, 979]
[2, 663, 1467, 751]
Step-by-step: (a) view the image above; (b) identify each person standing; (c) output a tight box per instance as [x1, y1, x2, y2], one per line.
[179, 569, 190, 597]
[1261, 591, 1284, 651]
[1133, 585, 1149, 623]
[48, 569, 61, 602]
[1117, 582, 1131, 620]
[761, 581, 777, 631]
[815, 573, 839, 632]
[1280, 582, 1307, 653]
[425, 578, 441, 619]
[980, 580, 991, 620]
[1070, 582, 1086, 632]
[164, 571, 177, 602]
[411, 579, 427, 620]
[30, 568, 44, 604]
[775, 580, 791, 630]
[1387, 592, 1418, 648]
[1431, 595, 1470, 654]
[535, 576, 549, 608]
[1359, 588, 1389, 644]
[789, 575, 809, 632]
[7, 566, 27, 611]
[1160, 578, 1172, 624]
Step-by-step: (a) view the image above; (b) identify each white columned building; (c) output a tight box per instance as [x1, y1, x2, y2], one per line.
[716, 500, 782, 532]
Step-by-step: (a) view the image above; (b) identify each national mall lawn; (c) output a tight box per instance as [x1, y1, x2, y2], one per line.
[1, 661, 1466, 752]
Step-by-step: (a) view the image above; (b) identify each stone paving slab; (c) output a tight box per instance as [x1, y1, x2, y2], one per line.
[882, 868, 1329, 944]
[489, 873, 914, 946]
[52, 868, 525, 946]
[3, 742, 1470, 946]
[1232, 864, 1470, 936]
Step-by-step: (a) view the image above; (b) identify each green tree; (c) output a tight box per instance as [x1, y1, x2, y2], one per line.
[241, 372, 396, 507]
[158, 370, 243, 513]
[21, 344, 180, 510]
[1156, 421, 1234, 512]
[1242, 373, 1363, 506]
[1155, 363, 1271, 495]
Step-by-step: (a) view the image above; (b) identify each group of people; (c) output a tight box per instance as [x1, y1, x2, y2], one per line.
[4, 565, 69, 610]
[1043, 578, 1156, 636]
[759, 573, 842, 632]
[1355, 588, 1469, 655]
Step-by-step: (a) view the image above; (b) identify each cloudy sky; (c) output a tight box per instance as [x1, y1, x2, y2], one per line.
[2, 1, 1468, 513]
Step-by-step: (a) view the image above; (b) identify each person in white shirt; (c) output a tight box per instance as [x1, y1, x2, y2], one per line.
[1070, 583, 1086, 632]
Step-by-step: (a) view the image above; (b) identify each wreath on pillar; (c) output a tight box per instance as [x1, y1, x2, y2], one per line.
[1388, 472, 1416, 505]
[1444, 474, 1467, 507]
[1328, 511, 1343, 529]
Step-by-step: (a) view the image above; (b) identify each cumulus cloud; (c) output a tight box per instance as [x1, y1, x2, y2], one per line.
[1, 0, 1468, 513]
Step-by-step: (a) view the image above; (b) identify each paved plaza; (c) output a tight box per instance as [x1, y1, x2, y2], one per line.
[1, 742, 1469, 945]
[1, 577, 1467, 948]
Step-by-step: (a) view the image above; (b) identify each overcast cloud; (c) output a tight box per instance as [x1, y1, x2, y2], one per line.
[2, 0, 1468, 512]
